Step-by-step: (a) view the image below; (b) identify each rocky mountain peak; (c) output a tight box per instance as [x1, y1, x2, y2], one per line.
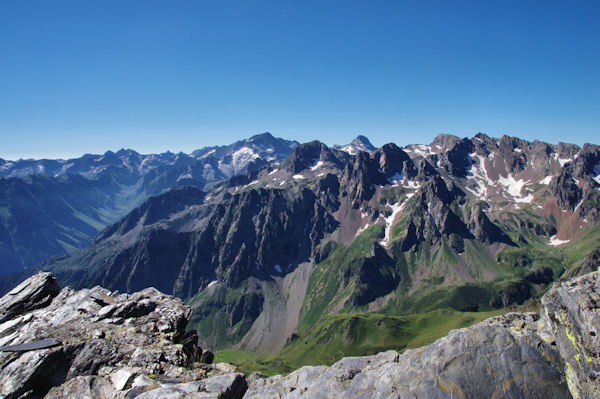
[430, 133, 465, 149]
[370, 143, 416, 179]
[350, 135, 376, 152]
[551, 168, 582, 211]
[428, 135, 474, 177]
[334, 135, 376, 155]
[283, 141, 343, 174]
[247, 132, 276, 142]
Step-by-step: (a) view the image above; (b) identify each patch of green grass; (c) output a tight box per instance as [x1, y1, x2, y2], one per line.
[188, 281, 262, 348]
[214, 348, 289, 376]
[407, 282, 495, 313]
[299, 224, 385, 334]
[216, 308, 504, 376]
[563, 225, 600, 272]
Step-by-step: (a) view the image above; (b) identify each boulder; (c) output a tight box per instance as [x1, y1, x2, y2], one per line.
[45, 376, 119, 399]
[0, 272, 60, 323]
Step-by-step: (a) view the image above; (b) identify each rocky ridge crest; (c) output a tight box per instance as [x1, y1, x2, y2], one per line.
[0, 273, 246, 399]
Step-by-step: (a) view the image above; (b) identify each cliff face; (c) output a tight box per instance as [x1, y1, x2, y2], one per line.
[246, 271, 600, 399]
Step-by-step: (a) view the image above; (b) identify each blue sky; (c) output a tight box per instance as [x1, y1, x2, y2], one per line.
[1, 0, 598, 160]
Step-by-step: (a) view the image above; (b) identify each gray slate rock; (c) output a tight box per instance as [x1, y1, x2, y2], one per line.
[0, 272, 60, 323]
[0, 337, 60, 352]
[45, 376, 120, 399]
[540, 271, 600, 399]
[0, 272, 246, 399]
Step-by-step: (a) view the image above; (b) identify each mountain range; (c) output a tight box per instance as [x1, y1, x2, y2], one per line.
[5, 132, 599, 365]
[0, 133, 299, 275]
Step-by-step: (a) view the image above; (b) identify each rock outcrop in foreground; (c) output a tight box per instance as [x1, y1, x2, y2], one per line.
[246, 271, 600, 398]
[1, 270, 599, 398]
[0, 273, 246, 398]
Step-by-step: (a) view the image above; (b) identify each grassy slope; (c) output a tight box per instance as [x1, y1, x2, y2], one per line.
[298, 224, 385, 335]
[215, 308, 504, 376]
[563, 225, 600, 272]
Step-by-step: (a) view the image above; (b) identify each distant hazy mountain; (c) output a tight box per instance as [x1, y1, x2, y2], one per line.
[28, 133, 600, 353]
[0, 133, 298, 275]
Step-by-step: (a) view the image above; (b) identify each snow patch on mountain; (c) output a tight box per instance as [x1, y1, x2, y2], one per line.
[177, 173, 192, 181]
[232, 147, 260, 165]
[379, 201, 406, 247]
[404, 145, 432, 156]
[310, 161, 324, 171]
[466, 153, 495, 200]
[355, 223, 371, 237]
[426, 202, 440, 234]
[388, 172, 404, 187]
[335, 136, 376, 155]
[498, 174, 533, 203]
[206, 280, 218, 289]
[540, 176, 553, 185]
[199, 149, 216, 158]
[552, 153, 572, 167]
[591, 163, 600, 185]
[339, 145, 358, 155]
[549, 235, 569, 246]
[293, 174, 305, 180]
[58, 162, 75, 176]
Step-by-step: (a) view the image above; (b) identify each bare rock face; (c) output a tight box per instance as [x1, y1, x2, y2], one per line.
[245, 315, 570, 398]
[540, 271, 600, 398]
[0, 272, 60, 323]
[0, 273, 247, 399]
[246, 271, 600, 398]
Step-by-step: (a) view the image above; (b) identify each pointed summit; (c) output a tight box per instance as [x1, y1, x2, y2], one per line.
[334, 135, 376, 155]
[247, 132, 275, 143]
[351, 135, 376, 152]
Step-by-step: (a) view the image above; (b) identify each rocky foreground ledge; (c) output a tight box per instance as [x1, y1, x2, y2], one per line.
[1, 271, 599, 399]
[0, 273, 246, 398]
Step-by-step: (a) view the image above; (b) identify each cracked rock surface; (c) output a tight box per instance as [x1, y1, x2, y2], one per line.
[0, 272, 246, 399]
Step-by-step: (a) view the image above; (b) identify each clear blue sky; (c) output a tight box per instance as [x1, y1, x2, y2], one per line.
[1, 0, 598, 160]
